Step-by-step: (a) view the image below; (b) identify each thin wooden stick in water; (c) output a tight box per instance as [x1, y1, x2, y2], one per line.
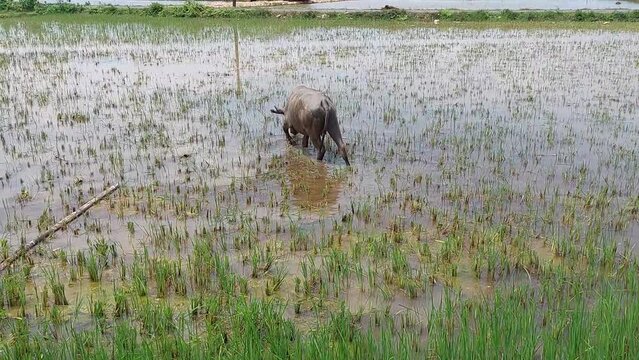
[0, 183, 120, 273]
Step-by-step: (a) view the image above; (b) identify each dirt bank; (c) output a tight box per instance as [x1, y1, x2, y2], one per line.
[205, 0, 340, 8]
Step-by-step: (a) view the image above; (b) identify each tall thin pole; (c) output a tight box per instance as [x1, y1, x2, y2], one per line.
[234, 26, 242, 96]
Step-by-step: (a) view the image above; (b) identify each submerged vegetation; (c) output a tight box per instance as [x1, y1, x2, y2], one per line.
[1, 11, 639, 360]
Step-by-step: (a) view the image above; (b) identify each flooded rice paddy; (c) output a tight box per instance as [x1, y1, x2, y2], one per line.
[0, 17, 639, 357]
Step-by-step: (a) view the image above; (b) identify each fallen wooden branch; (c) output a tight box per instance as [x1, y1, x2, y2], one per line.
[0, 183, 121, 273]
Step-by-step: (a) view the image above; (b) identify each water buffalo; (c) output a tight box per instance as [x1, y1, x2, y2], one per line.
[271, 85, 350, 166]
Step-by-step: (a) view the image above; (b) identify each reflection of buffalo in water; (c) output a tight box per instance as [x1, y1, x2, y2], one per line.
[282, 149, 343, 212]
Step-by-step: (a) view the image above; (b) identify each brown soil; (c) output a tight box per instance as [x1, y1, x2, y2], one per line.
[205, 0, 340, 8]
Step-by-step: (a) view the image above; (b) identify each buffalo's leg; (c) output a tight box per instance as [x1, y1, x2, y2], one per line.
[312, 137, 326, 161]
[340, 147, 350, 166]
[283, 125, 295, 145]
[327, 125, 351, 166]
[302, 135, 309, 148]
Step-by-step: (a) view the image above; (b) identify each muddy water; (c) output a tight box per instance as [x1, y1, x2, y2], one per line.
[1, 21, 638, 324]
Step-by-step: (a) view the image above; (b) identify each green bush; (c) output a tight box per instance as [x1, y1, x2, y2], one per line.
[473, 10, 490, 21]
[574, 10, 597, 21]
[173, 0, 206, 17]
[501, 9, 518, 20]
[438, 9, 453, 20]
[612, 11, 628, 21]
[40, 2, 82, 13]
[101, 4, 118, 14]
[146, 2, 163, 16]
[19, 0, 37, 11]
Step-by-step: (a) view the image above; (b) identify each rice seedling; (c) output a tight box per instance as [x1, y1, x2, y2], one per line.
[265, 265, 287, 296]
[0, 270, 26, 307]
[152, 257, 175, 298]
[114, 287, 130, 317]
[89, 294, 107, 327]
[43, 267, 67, 306]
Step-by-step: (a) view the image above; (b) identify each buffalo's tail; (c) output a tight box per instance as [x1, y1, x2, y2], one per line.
[320, 100, 330, 144]
[270, 106, 285, 115]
